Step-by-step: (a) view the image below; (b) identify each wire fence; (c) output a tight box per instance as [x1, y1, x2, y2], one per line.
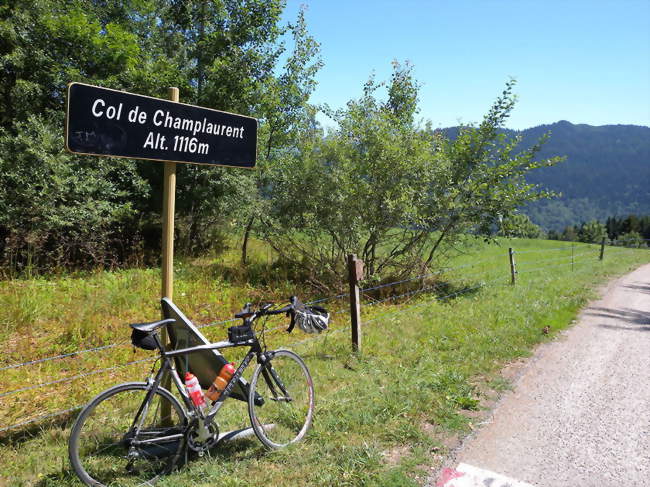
[0, 357, 155, 400]
[513, 246, 574, 254]
[0, 340, 131, 373]
[1, 238, 647, 434]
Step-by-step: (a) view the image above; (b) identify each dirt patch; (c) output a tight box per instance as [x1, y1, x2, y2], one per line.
[382, 444, 411, 466]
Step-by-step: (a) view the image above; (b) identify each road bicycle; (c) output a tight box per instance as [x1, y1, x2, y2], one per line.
[68, 297, 327, 486]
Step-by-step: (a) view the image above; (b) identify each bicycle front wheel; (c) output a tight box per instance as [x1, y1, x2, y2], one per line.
[248, 349, 314, 449]
[68, 382, 187, 486]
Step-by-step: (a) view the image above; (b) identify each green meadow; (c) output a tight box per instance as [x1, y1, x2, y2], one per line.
[0, 238, 647, 486]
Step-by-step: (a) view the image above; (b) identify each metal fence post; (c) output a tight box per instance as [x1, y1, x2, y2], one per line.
[347, 254, 363, 352]
[571, 244, 575, 271]
[599, 237, 606, 261]
[508, 248, 516, 285]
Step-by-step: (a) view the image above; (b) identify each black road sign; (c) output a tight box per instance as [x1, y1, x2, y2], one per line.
[66, 83, 257, 168]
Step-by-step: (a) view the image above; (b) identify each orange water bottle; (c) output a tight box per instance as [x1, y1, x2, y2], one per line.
[206, 362, 236, 401]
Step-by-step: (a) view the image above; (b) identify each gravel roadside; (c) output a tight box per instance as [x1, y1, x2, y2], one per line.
[429, 263, 650, 487]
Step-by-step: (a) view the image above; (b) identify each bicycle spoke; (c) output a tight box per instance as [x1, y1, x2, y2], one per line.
[69, 384, 186, 486]
[249, 350, 314, 449]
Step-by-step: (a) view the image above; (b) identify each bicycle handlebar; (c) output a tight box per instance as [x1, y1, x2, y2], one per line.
[234, 296, 297, 320]
[263, 304, 292, 316]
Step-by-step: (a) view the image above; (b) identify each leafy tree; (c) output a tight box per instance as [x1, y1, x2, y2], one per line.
[263, 72, 562, 290]
[617, 231, 646, 248]
[0, 116, 149, 273]
[240, 7, 322, 264]
[263, 62, 435, 289]
[498, 213, 545, 239]
[560, 225, 579, 241]
[419, 80, 562, 268]
[0, 0, 321, 270]
[604, 215, 650, 241]
[0, 0, 158, 271]
[577, 220, 607, 243]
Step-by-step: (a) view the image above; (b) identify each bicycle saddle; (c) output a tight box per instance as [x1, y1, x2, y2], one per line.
[129, 318, 176, 333]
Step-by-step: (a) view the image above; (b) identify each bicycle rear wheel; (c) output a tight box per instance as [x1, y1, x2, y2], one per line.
[68, 382, 187, 486]
[248, 349, 314, 449]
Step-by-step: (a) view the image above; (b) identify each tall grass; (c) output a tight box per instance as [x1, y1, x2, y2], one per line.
[0, 238, 647, 486]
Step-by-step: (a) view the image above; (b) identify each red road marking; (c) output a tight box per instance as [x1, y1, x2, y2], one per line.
[436, 467, 465, 486]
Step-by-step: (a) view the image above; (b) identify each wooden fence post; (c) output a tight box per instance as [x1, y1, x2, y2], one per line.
[599, 237, 606, 261]
[571, 243, 575, 271]
[508, 248, 516, 285]
[347, 254, 363, 353]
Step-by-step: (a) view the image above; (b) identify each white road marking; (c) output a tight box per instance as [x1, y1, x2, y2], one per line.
[437, 463, 536, 487]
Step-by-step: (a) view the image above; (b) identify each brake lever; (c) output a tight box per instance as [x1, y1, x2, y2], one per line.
[286, 312, 296, 333]
[234, 302, 253, 319]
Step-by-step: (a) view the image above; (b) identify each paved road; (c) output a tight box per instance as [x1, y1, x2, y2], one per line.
[432, 263, 650, 487]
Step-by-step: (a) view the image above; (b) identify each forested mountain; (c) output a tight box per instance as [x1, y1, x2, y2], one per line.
[445, 121, 649, 230]
[516, 121, 649, 230]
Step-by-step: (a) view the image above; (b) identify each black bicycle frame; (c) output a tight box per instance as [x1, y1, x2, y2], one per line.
[158, 332, 269, 420]
[129, 321, 287, 448]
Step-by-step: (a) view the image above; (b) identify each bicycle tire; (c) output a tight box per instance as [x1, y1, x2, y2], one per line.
[248, 349, 314, 449]
[68, 382, 187, 486]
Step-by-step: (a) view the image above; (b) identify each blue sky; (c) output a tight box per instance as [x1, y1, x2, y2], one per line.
[283, 0, 650, 130]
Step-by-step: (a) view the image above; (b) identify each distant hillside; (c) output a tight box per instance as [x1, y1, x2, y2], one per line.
[447, 121, 650, 230]
[519, 121, 650, 230]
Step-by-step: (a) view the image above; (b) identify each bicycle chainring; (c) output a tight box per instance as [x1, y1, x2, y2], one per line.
[187, 419, 220, 453]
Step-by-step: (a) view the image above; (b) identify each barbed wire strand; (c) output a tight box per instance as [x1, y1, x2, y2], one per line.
[607, 246, 646, 252]
[307, 293, 349, 305]
[0, 282, 484, 433]
[0, 292, 352, 373]
[517, 261, 583, 275]
[197, 317, 239, 329]
[513, 247, 574, 254]
[0, 405, 84, 434]
[0, 357, 155, 400]
[359, 258, 503, 295]
[517, 251, 596, 268]
[1, 325, 352, 433]
[363, 282, 442, 307]
[0, 268, 541, 433]
[364, 260, 598, 326]
[285, 326, 348, 349]
[0, 340, 132, 372]
[365, 280, 500, 326]
[518, 253, 579, 266]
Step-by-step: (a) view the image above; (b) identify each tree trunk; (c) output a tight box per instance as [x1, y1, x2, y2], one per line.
[241, 215, 255, 266]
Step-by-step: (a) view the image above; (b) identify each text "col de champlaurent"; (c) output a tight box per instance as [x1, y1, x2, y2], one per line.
[91, 98, 245, 155]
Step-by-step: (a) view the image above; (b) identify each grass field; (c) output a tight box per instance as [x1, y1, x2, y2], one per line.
[0, 238, 647, 486]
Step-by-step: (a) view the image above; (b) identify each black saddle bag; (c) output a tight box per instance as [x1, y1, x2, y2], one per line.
[131, 329, 158, 350]
[228, 324, 254, 344]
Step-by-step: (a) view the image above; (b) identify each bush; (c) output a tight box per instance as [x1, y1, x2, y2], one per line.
[0, 116, 149, 273]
